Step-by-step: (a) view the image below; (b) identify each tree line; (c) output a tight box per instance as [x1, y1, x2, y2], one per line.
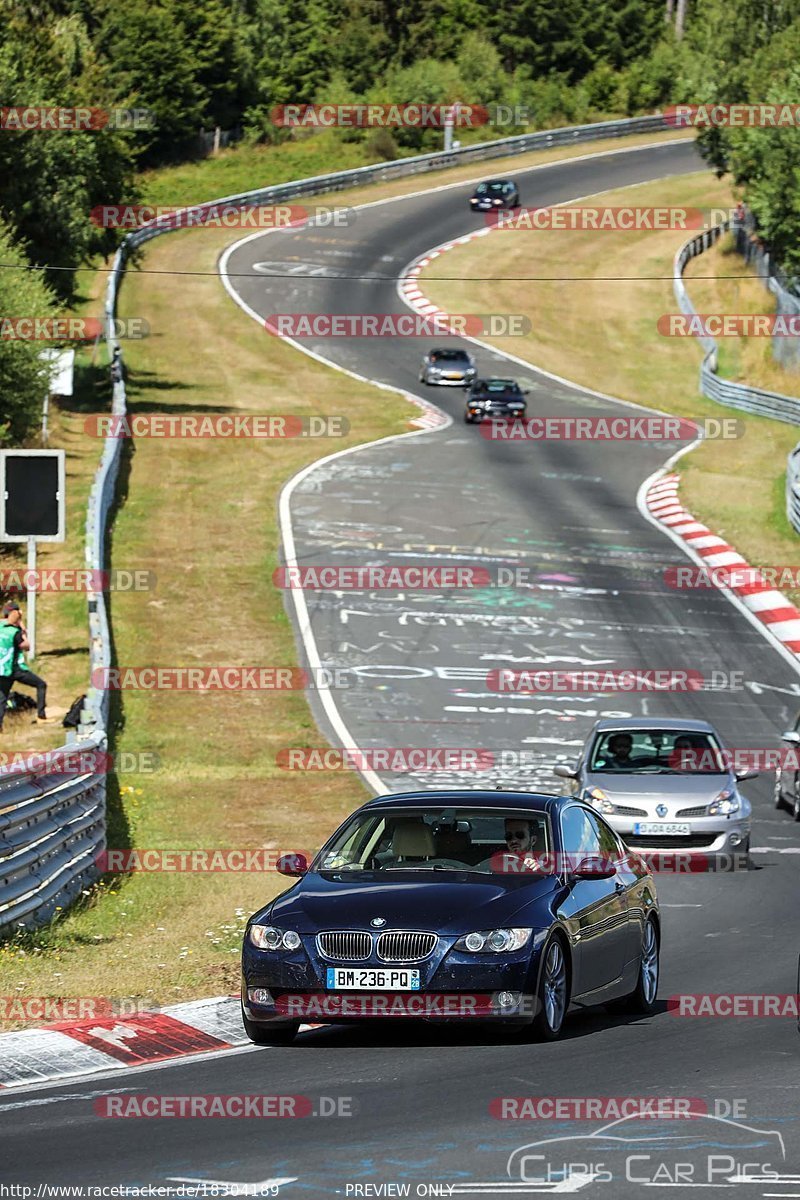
[1, 0, 799, 442]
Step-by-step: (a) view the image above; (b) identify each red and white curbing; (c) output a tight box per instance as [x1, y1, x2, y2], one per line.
[400, 229, 490, 319]
[0, 996, 253, 1089]
[645, 473, 800, 654]
[407, 393, 450, 431]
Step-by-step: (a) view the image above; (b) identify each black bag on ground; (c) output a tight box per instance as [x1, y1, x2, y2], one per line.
[63, 694, 86, 728]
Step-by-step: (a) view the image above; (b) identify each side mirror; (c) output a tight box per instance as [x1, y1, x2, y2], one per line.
[276, 852, 308, 877]
[781, 730, 800, 745]
[573, 856, 617, 881]
[735, 768, 759, 782]
[553, 763, 579, 780]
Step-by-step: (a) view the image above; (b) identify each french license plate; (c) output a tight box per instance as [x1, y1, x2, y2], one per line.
[326, 967, 420, 991]
[634, 821, 691, 836]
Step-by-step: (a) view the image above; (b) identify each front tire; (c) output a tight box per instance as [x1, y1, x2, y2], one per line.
[610, 917, 659, 1015]
[531, 937, 569, 1041]
[242, 1008, 299, 1045]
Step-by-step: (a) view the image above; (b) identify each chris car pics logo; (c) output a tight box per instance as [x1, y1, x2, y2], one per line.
[505, 1112, 786, 1186]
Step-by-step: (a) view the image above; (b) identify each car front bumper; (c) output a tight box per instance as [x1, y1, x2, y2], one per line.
[467, 405, 526, 420]
[608, 812, 751, 859]
[242, 940, 543, 1023]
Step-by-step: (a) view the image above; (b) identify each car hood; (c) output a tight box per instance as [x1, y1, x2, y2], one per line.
[263, 871, 559, 934]
[584, 771, 733, 803]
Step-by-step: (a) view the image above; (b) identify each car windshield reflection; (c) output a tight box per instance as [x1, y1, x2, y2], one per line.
[588, 729, 728, 774]
[313, 807, 553, 874]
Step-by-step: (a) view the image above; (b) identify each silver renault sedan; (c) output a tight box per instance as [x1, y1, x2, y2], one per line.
[552, 718, 756, 867]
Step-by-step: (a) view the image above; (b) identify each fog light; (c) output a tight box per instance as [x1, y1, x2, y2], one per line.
[729, 832, 743, 847]
[496, 991, 521, 1009]
[248, 987, 273, 1005]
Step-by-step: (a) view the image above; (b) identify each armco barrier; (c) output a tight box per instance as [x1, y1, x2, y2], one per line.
[675, 220, 800, 423]
[673, 222, 800, 533]
[0, 112, 674, 936]
[732, 214, 800, 370]
[788, 443, 800, 536]
[0, 736, 107, 931]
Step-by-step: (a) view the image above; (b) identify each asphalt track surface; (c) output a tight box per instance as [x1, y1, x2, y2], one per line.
[5, 140, 800, 1198]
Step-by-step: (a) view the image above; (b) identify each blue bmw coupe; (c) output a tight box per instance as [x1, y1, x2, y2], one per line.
[241, 790, 660, 1043]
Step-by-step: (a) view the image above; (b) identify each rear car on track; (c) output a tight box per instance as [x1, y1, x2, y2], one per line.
[553, 717, 756, 867]
[469, 180, 520, 211]
[464, 377, 528, 423]
[241, 789, 660, 1044]
[773, 710, 800, 820]
[419, 347, 476, 386]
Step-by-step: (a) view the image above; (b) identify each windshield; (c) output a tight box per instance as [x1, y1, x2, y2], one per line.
[588, 729, 727, 774]
[431, 350, 468, 363]
[314, 807, 552, 873]
[484, 379, 518, 392]
[475, 182, 506, 195]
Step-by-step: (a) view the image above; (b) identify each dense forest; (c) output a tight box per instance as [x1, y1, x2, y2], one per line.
[1, 0, 799, 441]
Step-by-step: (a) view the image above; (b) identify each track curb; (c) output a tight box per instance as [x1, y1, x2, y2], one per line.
[644, 472, 800, 654]
[0, 996, 250, 1090]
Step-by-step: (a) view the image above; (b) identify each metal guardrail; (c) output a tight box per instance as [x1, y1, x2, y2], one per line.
[0, 737, 107, 930]
[787, 444, 800, 535]
[673, 220, 800, 533]
[0, 112, 675, 936]
[731, 217, 800, 370]
[675, 221, 800, 422]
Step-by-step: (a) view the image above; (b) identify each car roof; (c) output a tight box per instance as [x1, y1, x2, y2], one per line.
[358, 789, 563, 815]
[474, 377, 517, 386]
[429, 347, 469, 355]
[589, 717, 717, 734]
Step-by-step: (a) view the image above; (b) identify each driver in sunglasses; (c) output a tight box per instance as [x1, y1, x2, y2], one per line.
[498, 818, 544, 873]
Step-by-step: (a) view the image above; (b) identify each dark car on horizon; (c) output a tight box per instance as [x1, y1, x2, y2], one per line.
[469, 179, 520, 211]
[241, 790, 660, 1045]
[465, 377, 529, 423]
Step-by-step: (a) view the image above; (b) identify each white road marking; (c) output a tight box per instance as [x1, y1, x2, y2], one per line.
[169, 1178, 298, 1196]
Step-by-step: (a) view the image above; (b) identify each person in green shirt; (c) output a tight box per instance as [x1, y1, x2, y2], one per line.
[0, 601, 47, 729]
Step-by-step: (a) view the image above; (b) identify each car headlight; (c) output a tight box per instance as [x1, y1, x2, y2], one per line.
[249, 925, 302, 950]
[455, 928, 533, 953]
[708, 789, 739, 816]
[586, 786, 616, 814]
